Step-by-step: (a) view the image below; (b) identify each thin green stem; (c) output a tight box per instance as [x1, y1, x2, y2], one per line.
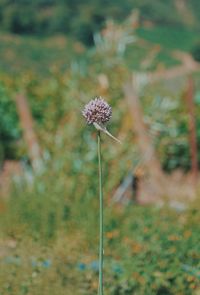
[98, 131, 103, 295]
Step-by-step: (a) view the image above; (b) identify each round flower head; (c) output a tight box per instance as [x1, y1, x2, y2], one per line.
[82, 97, 112, 125]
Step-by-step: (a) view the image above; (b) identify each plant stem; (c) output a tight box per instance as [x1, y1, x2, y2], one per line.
[98, 131, 103, 295]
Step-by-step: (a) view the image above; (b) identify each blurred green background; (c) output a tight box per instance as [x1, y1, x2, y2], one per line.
[0, 1, 200, 294]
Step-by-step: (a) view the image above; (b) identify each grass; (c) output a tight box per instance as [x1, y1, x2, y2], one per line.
[0, 194, 200, 294]
[0, 27, 188, 78]
[0, 25, 200, 295]
[125, 43, 181, 70]
[0, 33, 85, 76]
[136, 26, 199, 52]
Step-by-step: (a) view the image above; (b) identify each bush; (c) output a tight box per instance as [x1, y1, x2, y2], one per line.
[0, 83, 21, 160]
[191, 42, 200, 62]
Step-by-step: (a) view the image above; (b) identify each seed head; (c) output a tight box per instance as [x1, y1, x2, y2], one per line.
[82, 97, 112, 125]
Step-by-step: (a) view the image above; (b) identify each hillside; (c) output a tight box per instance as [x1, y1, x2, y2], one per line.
[0, 0, 199, 45]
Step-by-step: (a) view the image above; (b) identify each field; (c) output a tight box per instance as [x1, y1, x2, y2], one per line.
[1, 202, 200, 294]
[1, 6, 200, 295]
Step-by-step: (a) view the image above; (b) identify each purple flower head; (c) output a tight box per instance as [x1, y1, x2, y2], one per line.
[82, 97, 112, 125]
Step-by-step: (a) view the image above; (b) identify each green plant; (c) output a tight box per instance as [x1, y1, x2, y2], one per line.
[0, 82, 21, 160]
[191, 42, 200, 62]
[82, 97, 120, 294]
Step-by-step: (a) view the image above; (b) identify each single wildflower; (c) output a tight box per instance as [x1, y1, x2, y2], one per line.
[82, 97, 121, 143]
[82, 96, 112, 125]
[82, 96, 120, 295]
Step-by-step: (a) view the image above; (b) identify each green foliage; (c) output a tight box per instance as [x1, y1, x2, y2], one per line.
[0, 0, 199, 45]
[0, 59, 200, 293]
[125, 43, 181, 71]
[0, 83, 21, 161]
[0, 27, 200, 169]
[0, 34, 85, 76]
[137, 26, 199, 52]
[1, 192, 200, 294]
[191, 42, 200, 62]
[132, 0, 180, 25]
[0, 10, 200, 294]
[142, 81, 200, 172]
[0, 0, 131, 45]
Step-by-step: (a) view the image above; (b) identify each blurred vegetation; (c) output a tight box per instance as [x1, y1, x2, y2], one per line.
[1, 195, 200, 294]
[0, 0, 200, 45]
[0, 83, 21, 163]
[191, 42, 200, 62]
[1, 30, 200, 171]
[0, 1, 200, 294]
[137, 26, 199, 52]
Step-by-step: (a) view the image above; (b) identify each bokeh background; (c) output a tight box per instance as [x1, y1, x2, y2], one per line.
[0, 1, 200, 294]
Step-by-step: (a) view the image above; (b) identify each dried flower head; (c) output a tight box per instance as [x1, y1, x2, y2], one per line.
[82, 97, 112, 125]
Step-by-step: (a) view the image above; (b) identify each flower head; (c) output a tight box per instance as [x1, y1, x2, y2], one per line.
[82, 97, 112, 125]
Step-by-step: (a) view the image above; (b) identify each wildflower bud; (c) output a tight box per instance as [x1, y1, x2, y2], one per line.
[82, 97, 121, 144]
[82, 97, 112, 125]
